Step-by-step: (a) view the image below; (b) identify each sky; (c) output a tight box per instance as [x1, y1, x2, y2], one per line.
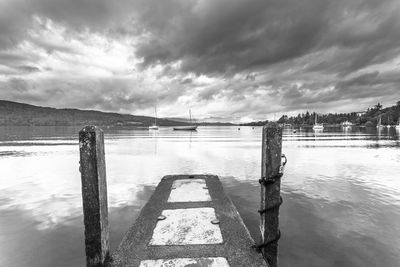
[0, 0, 400, 122]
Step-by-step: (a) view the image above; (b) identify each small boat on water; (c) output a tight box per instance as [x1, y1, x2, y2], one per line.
[376, 115, 384, 128]
[341, 121, 353, 127]
[173, 126, 197, 131]
[313, 124, 324, 130]
[149, 106, 159, 130]
[173, 109, 197, 131]
[313, 114, 324, 130]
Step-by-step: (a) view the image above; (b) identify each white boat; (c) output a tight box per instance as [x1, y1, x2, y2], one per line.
[313, 124, 324, 130]
[341, 121, 353, 127]
[149, 106, 159, 130]
[396, 119, 400, 129]
[173, 109, 197, 131]
[376, 115, 384, 128]
[313, 114, 324, 130]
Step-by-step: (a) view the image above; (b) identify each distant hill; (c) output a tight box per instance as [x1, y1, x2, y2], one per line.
[239, 120, 269, 126]
[197, 122, 235, 126]
[165, 117, 235, 126]
[165, 117, 192, 123]
[0, 100, 188, 127]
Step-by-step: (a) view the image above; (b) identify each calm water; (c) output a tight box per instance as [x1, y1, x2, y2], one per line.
[0, 126, 399, 267]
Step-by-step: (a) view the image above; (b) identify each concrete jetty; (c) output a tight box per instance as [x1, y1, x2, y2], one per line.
[110, 175, 267, 267]
[79, 123, 284, 267]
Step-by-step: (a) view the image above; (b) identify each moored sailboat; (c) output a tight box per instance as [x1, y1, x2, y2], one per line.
[149, 106, 159, 130]
[376, 115, 384, 128]
[313, 114, 324, 130]
[173, 109, 197, 131]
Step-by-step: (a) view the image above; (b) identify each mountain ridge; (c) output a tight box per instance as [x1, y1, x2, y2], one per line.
[0, 100, 188, 127]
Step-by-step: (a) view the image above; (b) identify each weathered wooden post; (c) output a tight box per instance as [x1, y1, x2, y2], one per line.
[79, 126, 109, 266]
[259, 122, 283, 267]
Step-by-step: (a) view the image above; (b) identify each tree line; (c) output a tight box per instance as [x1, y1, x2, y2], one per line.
[277, 101, 400, 126]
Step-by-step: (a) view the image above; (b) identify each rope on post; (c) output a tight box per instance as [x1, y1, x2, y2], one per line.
[258, 173, 283, 185]
[252, 230, 281, 251]
[258, 154, 286, 185]
[255, 156, 285, 247]
[257, 196, 283, 214]
[257, 122, 284, 267]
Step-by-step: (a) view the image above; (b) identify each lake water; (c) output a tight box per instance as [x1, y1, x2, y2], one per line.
[0, 126, 399, 267]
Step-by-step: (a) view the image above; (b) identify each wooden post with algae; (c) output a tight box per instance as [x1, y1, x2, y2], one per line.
[79, 126, 109, 266]
[260, 122, 283, 267]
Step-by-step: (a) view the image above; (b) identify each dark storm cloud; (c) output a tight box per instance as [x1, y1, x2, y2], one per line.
[133, 0, 329, 74]
[336, 72, 380, 88]
[132, 0, 400, 76]
[332, 70, 400, 101]
[180, 78, 193, 84]
[8, 78, 29, 93]
[0, 0, 136, 50]
[273, 70, 400, 111]
[17, 66, 41, 73]
[2, 0, 399, 78]
[197, 85, 221, 101]
[0, 78, 45, 103]
[0, 51, 40, 67]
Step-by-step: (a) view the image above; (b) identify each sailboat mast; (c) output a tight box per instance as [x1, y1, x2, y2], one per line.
[154, 106, 157, 125]
[189, 109, 192, 124]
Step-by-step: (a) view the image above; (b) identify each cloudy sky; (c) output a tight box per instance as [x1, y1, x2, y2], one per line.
[1, 0, 400, 122]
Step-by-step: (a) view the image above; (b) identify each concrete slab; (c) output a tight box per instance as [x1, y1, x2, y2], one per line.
[149, 207, 223, 245]
[168, 179, 211, 202]
[109, 175, 268, 267]
[139, 257, 230, 267]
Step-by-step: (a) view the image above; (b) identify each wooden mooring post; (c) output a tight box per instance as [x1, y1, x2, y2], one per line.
[79, 126, 109, 266]
[259, 122, 283, 267]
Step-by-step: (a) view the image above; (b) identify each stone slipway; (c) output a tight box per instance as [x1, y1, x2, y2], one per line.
[108, 175, 268, 267]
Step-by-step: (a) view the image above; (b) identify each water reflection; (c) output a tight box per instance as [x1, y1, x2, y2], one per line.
[0, 126, 399, 266]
